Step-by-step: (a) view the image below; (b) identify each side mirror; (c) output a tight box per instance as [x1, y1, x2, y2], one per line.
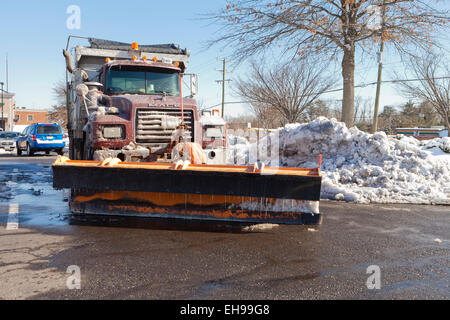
[190, 74, 198, 97]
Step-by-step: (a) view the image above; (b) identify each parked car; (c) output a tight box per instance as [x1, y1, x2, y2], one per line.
[16, 123, 66, 156]
[0, 132, 20, 152]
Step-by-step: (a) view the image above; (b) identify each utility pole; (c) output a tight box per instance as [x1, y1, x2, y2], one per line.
[1, 82, 4, 131]
[372, 0, 387, 134]
[215, 59, 232, 118]
[221, 59, 226, 117]
[6, 53, 9, 92]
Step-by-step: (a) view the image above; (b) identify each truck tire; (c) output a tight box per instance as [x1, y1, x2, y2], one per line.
[27, 143, 34, 156]
[16, 144, 22, 156]
[57, 149, 65, 156]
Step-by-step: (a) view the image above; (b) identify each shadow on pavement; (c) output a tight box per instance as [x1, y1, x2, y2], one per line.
[68, 214, 259, 234]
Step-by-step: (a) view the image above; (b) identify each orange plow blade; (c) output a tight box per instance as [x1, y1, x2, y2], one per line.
[53, 159, 322, 225]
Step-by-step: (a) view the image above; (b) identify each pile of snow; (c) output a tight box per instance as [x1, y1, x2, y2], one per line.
[200, 115, 226, 126]
[0, 175, 13, 200]
[227, 117, 450, 204]
[228, 134, 249, 146]
[423, 137, 450, 154]
[242, 224, 279, 232]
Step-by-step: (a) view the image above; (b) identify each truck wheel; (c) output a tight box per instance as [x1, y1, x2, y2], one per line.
[27, 143, 34, 156]
[57, 149, 64, 156]
[82, 129, 94, 160]
[16, 144, 22, 156]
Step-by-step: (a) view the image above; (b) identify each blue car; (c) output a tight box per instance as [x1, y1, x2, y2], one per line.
[16, 123, 66, 156]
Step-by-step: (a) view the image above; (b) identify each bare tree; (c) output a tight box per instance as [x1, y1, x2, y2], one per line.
[196, 97, 208, 113]
[303, 99, 333, 122]
[235, 60, 335, 125]
[208, 0, 449, 128]
[49, 81, 68, 130]
[226, 114, 258, 130]
[396, 53, 450, 136]
[247, 102, 282, 129]
[354, 97, 373, 131]
[53, 80, 67, 107]
[418, 100, 442, 127]
[378, 105, 400, 134]
[48, 105, 68, 130]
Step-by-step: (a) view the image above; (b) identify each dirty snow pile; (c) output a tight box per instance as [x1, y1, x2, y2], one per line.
[227, 117, 450, 204]
[422, 137, 450, 154]
[0, 174, 13, 200]
[200, 115, 227, 126]
[228, 134, 250, 147]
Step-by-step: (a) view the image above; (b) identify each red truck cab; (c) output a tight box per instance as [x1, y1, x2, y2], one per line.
[65, 38, 227, 163]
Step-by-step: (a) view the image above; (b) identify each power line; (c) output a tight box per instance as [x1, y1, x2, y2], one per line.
[205, 76, 450, 109]
[193, 57, 219, 74]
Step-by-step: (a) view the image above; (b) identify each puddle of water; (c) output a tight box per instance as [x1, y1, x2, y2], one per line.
[196, 281, 228, 297]
[0, 164, 71, 227]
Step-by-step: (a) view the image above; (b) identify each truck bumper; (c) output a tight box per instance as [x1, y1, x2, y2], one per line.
[32, 141, 66, 149]
[204, 148, 227, 165]
[93, 148, 150, 162]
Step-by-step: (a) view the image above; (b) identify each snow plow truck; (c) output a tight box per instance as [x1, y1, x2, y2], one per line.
[53, 36, 322, 225]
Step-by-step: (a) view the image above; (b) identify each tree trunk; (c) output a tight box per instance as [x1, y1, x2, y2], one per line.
[342, 47, 355, 128]
[446, 116, 450, 137]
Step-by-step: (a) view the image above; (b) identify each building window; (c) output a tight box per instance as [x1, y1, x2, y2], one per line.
[27, 115, 33, 122]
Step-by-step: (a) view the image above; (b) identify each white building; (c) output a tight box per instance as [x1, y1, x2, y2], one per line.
[0, 89, 15, 131]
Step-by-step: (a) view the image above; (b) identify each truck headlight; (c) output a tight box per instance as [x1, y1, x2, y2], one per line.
[102, 126, 124, 139]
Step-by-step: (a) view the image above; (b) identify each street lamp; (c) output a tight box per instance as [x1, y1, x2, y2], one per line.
[0, 82, 4, 131]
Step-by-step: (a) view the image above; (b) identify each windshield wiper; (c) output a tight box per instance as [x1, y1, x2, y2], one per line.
[153, 90, 177, 96]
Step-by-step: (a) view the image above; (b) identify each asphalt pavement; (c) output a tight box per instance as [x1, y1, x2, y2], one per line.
[0, 153, 449, 299]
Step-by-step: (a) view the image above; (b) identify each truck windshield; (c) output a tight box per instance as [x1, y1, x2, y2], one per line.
[106, 67, 180, 96]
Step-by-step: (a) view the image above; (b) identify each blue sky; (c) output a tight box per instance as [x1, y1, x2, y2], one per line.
[0, 0, 449, 118]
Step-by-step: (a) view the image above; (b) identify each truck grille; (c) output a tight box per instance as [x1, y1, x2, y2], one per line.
[135, 108, 194, 152]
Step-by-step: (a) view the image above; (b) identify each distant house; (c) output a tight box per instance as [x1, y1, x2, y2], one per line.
[396, 127, 448, 140]
[14, 108, 49, 125]
[0, 89, 15, 131]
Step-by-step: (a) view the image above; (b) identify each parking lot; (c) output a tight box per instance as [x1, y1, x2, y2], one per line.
[0, 154, 449, 299]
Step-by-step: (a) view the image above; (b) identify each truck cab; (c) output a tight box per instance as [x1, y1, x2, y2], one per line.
[64, 37, 220, 163]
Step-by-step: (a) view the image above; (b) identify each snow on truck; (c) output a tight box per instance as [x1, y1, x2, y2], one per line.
[53, 37, 322, 225]
[62, 37, 226, 164]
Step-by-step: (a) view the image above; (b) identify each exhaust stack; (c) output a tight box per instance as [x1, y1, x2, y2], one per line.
[63, 49, 74, 74]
